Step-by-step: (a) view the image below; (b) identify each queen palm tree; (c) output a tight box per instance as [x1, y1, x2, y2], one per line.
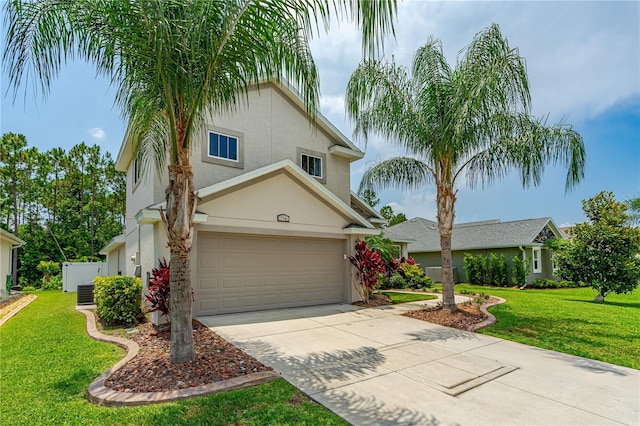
[4, 0, 396, 363]
[347, 24, 585, 312]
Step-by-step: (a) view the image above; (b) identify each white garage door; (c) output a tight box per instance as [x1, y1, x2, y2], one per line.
[195, 233, 344, 316]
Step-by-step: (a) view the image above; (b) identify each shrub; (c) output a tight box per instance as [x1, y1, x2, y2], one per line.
[529, 279, 582, 289]
[388, 273, 408, 289]
[22, 285, 36, 292]
[37, 260, 60, 287]
[464, 254, 484, 285]
[349, 240, 386, 303]
[407, 274, 433, 290]
[492, 254, 508, 287]
[512, 255, 528, 287]
[400, 262, 433, 289]
[93, 276, 143, 326]
[41, 274, 62, 290]
[145, 258, 170, 317]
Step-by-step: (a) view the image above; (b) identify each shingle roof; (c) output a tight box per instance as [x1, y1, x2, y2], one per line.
[384, 217, 560, 252]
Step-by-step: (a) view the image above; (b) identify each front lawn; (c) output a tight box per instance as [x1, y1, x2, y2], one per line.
[0, 291, 347, 425]
[440, 284, 640, 369]
[380, 291, 438, 304]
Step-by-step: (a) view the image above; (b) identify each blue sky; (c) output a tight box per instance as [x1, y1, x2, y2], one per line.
[2, 1, 639, 227]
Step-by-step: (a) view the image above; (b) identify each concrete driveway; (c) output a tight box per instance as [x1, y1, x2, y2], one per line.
[199, 300, 639, 425]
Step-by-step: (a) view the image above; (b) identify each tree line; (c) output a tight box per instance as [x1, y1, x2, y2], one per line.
[1, 133, 125, 287]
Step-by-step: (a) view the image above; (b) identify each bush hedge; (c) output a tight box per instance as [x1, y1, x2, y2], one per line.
[93, 276, 144, 326]
[529, 279, 584, 289]
[464, 253, 509, 286]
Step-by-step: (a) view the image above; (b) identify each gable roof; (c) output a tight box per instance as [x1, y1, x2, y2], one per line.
[0, 228, 25, 247]
[140, 159, 378, 232]
[115, 79, 363, 171]
[384, 217, 562, 252]
[350, 191, 386, 225]
[99, 234, 125, 255]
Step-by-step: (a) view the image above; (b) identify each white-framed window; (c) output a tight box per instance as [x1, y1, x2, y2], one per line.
[133, 158, 141, 185]
[301, 153, 322, 178]
[208, 131, 239, 161]
[532, 247, 542, 273]
[552, 255, 559, 273]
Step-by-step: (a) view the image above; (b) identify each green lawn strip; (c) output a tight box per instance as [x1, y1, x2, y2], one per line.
[440, 284, 639, 369]
[0, 291, 347, 426]
[380, 291, 438, 304]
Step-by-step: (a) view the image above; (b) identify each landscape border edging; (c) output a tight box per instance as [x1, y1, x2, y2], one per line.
[77, 308, 280, 407]
[469, 296, 506, 332]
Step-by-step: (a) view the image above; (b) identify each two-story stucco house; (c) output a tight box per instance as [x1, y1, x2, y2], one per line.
[100, 81, 383, 318]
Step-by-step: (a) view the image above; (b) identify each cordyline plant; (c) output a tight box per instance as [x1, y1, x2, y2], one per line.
[349, 240, 386, 303]
[145, 258, 171, 317]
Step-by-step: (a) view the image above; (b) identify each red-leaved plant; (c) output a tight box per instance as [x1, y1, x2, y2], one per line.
[349, 240, 386, 303]
[145, 258, 170, 317]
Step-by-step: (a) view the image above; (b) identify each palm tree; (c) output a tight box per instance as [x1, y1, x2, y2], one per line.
[347, 24, 585, 312]
[4, 0, 396, 363]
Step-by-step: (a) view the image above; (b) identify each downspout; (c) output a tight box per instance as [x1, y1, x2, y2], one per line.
[519, 246, 528, 290]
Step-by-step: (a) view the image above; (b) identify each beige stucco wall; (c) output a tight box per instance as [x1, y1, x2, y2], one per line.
[197, 171, 351, 236]
[1, 239, 14, 295]
[105, 245, 127, 276]
[192, 84, 352, 203]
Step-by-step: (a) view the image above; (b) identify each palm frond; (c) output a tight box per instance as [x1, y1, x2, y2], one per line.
[464, 113, 585, 192]
[359, 157, 434, 193]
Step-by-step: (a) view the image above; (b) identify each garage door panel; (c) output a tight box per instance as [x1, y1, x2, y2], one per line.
[196, 233, 344, 316]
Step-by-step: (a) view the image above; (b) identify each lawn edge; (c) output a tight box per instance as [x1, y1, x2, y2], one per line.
[0, 294, 38, 326]
[468, 296, 506, 332]
[77, 308, 280, 407]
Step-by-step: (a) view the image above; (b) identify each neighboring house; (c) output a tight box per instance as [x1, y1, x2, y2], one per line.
[559, 225, 575, 240]
[101, 80, 383, 318]
[1, 229, 25, 297]
[384, 217, 563, 284]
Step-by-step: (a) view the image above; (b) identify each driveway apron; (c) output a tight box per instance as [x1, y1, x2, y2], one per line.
[199, 300, 639, 425]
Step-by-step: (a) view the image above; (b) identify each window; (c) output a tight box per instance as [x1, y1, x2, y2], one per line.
[552, 255, 559, 273]
[133, 158, 141, 185]
[209, 131, 239, 161]
[202, 127, 243, 169]
[297, 148, 326, 183]
[301, 153, 322, 178]
[532, 247, 542, 273]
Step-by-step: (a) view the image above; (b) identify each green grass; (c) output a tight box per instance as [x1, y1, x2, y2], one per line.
[0, 291, 348, 426]
[380, 291, 438, 304]
[439, 284, 640, 369]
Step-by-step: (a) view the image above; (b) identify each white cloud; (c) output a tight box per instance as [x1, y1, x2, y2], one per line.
[319, 95, 346, 117]
[384, 190, 437, 221]
[558, 222, 574, 228]
[315, 1, 639, 224]
[88, 127, 106, 140]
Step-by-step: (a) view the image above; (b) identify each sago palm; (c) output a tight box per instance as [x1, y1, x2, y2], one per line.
[4, 0, 396, 363]
[347, 24, 585, 312]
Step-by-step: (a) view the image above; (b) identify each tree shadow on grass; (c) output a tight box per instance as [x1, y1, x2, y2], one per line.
[566, 299, 640, 309]
[51, 369, 99, 398]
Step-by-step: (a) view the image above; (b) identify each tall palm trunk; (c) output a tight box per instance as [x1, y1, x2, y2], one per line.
[437, 182, 457, 312]
[165, 160, 197, 364]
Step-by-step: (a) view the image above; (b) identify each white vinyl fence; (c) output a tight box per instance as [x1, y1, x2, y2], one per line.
[62, 262, 107, 292]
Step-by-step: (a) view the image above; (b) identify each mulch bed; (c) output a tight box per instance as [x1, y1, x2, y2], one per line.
[104, 320, 272, 393]
[403, 296, 501, 331]
[351, 292, 392, 308]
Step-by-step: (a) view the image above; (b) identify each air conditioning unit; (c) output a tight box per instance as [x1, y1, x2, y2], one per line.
[77, 283, 95, 305]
